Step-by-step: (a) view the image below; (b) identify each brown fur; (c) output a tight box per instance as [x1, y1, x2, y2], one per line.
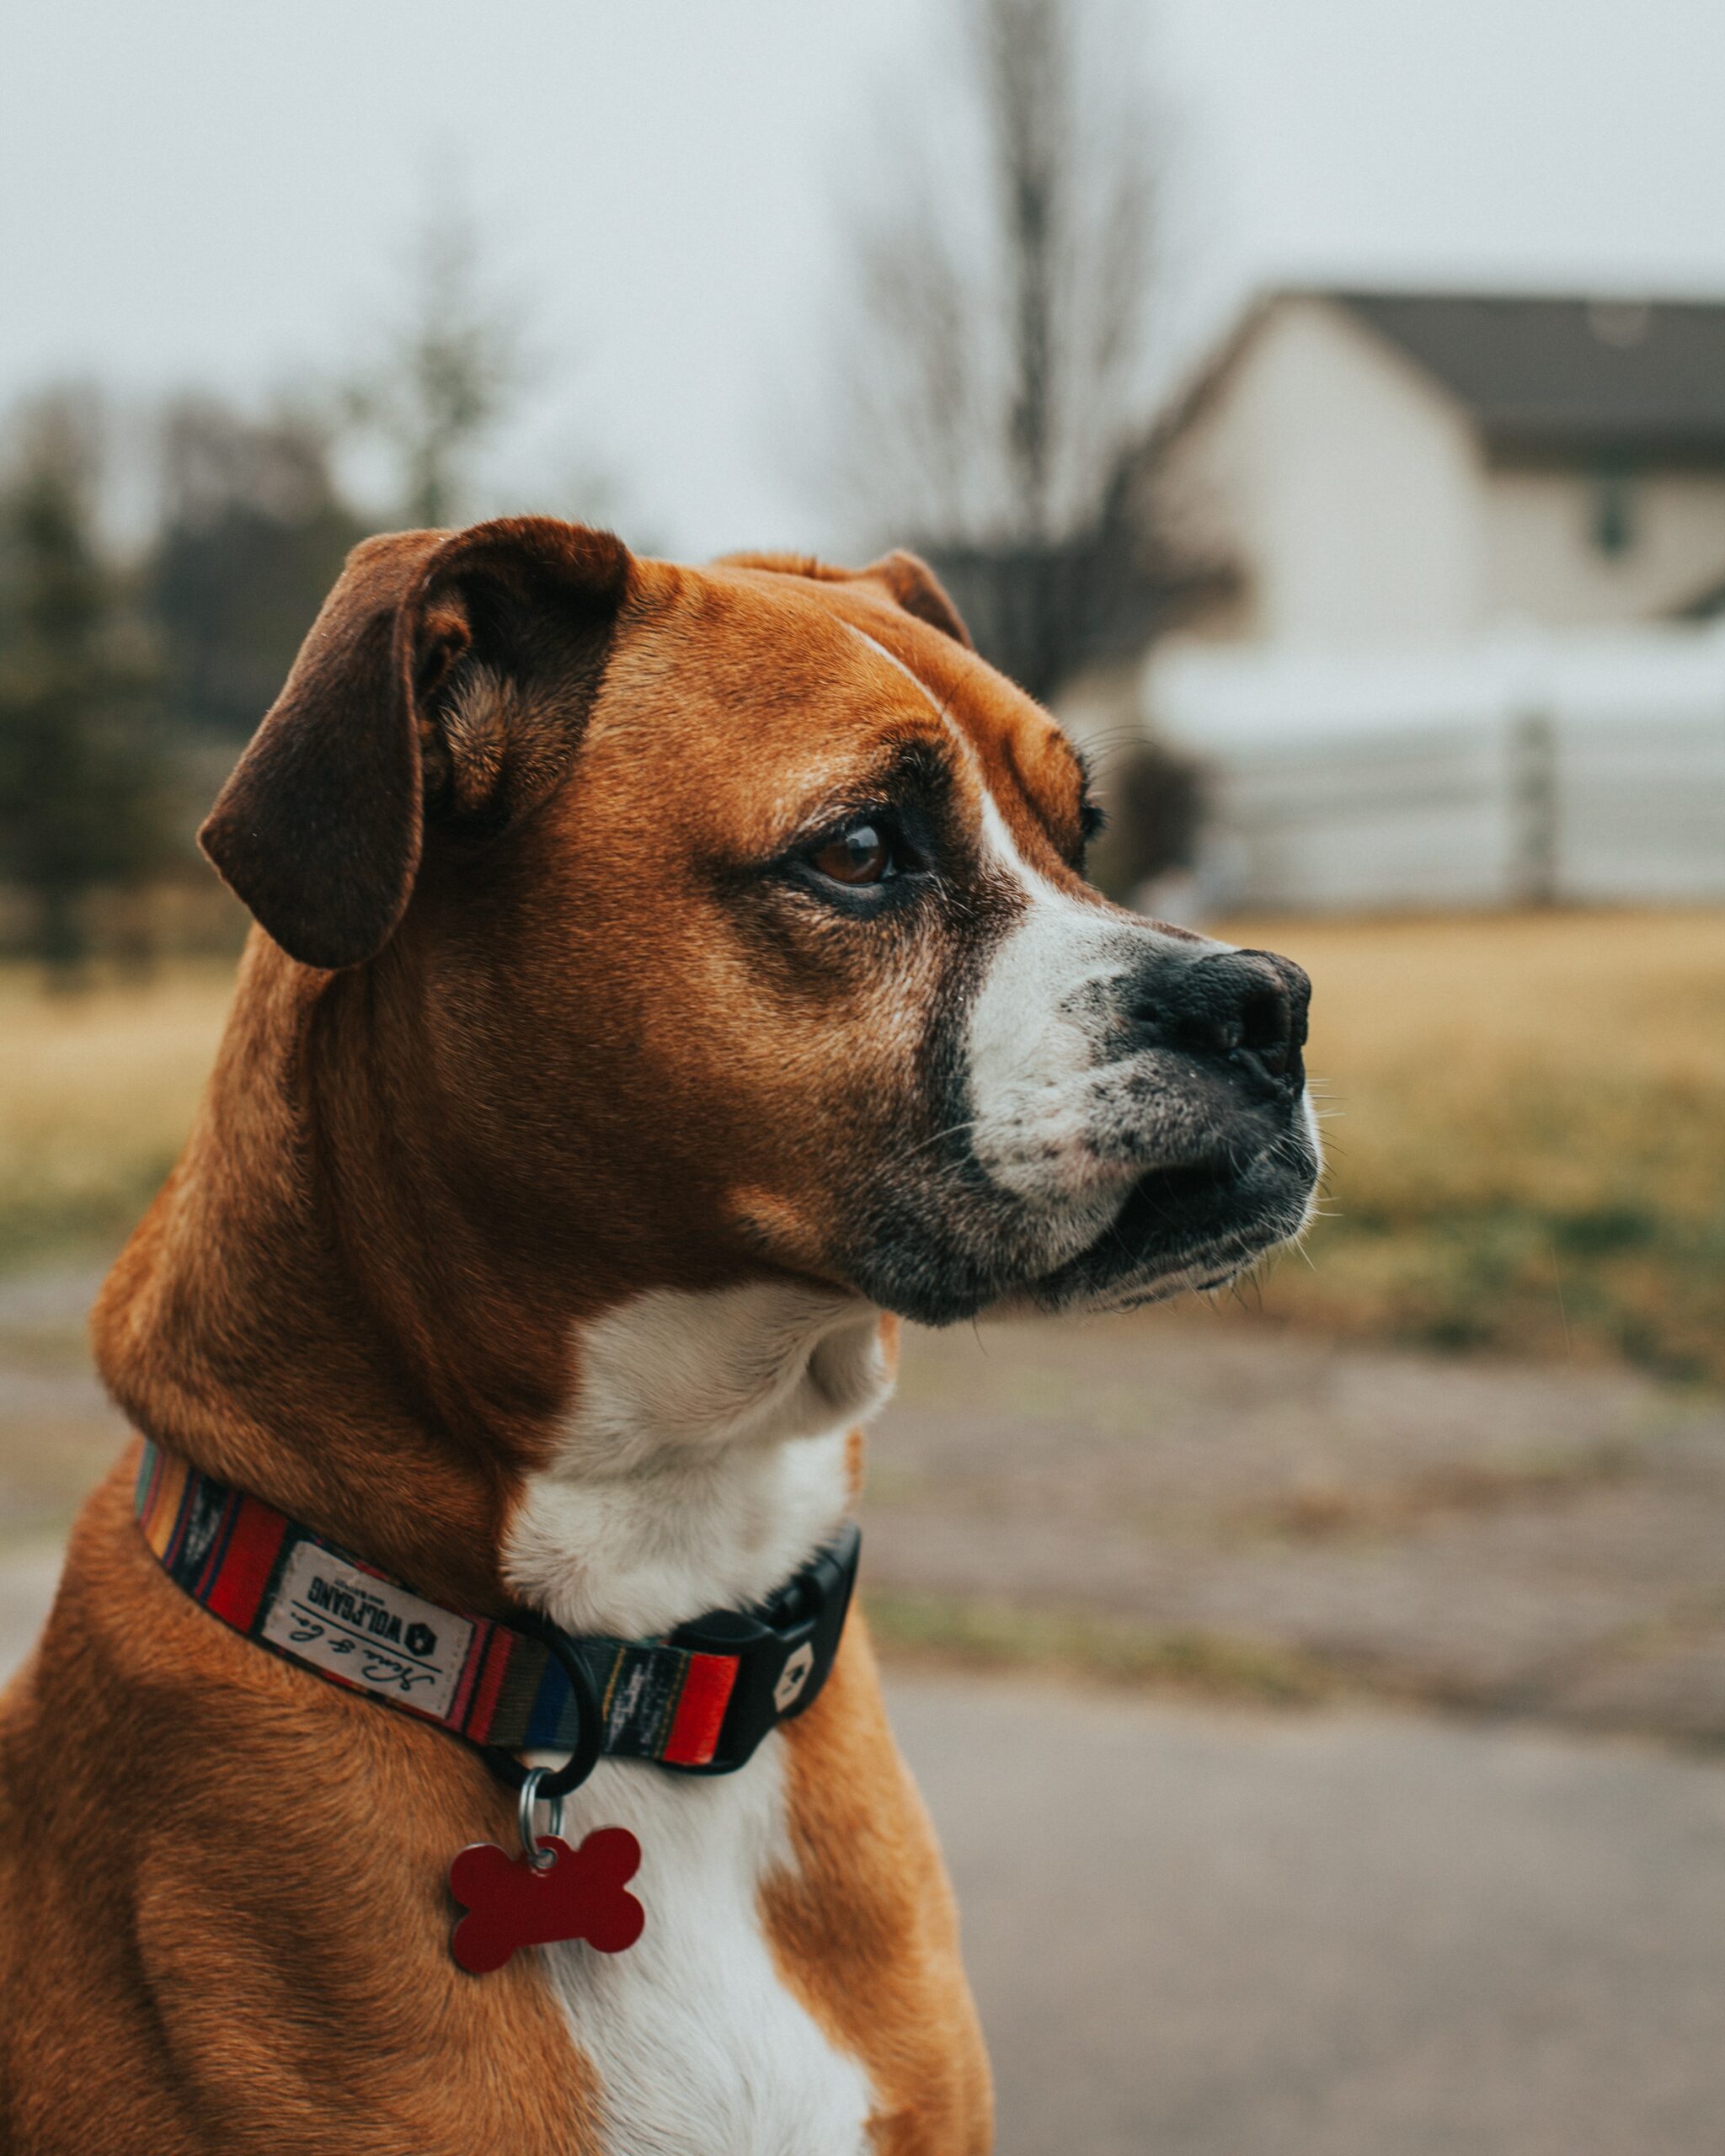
[764, 1614, 991, 2155]
[0, 1462, 600, 2156]
[0, 521, 1094, 2150]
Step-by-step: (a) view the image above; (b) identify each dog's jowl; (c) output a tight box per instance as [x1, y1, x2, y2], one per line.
[0, 522, 1316, 2155]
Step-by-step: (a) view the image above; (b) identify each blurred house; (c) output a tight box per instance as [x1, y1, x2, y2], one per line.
[1071, 291, 1725, 910]
[1156, 289, 1725, 644]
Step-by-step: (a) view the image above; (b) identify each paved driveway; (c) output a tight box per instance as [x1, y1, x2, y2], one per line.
[892, 1673, 1725, 2156]
[6, 1553, 1725, 2155]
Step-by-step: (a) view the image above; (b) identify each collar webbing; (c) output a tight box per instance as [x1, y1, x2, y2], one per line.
[133, 1438, 858, 1780]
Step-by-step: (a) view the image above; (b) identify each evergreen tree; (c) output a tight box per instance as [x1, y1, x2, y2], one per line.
[0, 394, 174, 979]
[147, 394, 366, 739]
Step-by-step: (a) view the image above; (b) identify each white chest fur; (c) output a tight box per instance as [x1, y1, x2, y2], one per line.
[542, 1746, 873, 2156]
[502, 1281, 894, 2156]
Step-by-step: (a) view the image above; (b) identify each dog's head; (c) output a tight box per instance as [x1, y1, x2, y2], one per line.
[202, 519, 1317, 1325]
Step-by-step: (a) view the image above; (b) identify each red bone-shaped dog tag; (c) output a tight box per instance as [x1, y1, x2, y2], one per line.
[449, 1828, 645, 1974]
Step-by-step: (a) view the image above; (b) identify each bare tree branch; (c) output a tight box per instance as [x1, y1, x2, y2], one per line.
[347, 198, 529, 531]
[820, 0, 1198, 702]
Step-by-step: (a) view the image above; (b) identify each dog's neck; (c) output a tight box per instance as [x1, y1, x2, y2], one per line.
[507, 1281, 890, 1636]
[93, 940, 894, 1626]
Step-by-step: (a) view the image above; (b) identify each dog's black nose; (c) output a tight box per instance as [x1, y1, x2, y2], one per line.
[1122, 947, 1310, 1089]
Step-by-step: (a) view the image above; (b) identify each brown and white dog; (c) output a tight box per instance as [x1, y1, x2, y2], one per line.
[0, 520, 1316, 2154]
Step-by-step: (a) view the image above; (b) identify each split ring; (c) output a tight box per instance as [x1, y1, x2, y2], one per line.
[518, 1765, 565, 1869]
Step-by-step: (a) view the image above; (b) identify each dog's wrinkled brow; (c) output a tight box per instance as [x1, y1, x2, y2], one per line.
[833, 616, 1097, 899]
[770, 736, 957, 854]
[842, 619, 1087, 856]
[843, 623, 948, 718]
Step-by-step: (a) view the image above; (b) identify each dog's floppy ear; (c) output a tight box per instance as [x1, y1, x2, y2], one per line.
[199, 517, 631, 970]
[720, 547, 973, 650]
[857, 550, 973, 649]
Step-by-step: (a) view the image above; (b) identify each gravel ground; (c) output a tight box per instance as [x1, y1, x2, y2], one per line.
[867, 1307, 1725, 1737]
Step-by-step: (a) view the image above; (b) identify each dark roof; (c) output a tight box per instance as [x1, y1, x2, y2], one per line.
[1329, 291, 1725, 459]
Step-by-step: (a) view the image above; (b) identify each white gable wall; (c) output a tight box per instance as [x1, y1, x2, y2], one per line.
[1160, 296, 1725, 647]
[1486, 465, 1725, 624]
[1162, 296, 1486, 646]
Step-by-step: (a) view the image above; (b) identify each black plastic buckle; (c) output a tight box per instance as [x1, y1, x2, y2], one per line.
[664, 1522, 861, 1775]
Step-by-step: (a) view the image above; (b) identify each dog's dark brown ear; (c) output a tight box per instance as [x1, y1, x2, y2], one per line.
[199, 517, 631, 970]
[858, 550, 973, 649]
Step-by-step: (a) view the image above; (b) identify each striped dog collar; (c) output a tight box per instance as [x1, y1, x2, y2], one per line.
[134, 1438, 858, 1790]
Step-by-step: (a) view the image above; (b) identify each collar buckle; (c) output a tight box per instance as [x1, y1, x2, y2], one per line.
[665, 1522, 861, 1774]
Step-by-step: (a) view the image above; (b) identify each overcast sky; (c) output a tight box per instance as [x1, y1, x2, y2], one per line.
[7, 0, 1725, 558]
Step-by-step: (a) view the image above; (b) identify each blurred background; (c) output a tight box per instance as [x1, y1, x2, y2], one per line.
[3, 3, 1724, 2150]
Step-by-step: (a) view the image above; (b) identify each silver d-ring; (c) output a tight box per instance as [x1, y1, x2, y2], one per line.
[518, 1765, 566, 1869]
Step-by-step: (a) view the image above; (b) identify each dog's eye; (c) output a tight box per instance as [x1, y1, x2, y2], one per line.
[809, 821, 895, 886]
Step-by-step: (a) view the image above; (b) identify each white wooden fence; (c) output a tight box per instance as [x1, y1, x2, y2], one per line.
[1147, 632, 1725, 911]
[1196, 708, 1725, 911]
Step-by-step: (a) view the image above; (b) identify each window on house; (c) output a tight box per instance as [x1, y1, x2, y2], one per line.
[1591, 464, 1635, 557]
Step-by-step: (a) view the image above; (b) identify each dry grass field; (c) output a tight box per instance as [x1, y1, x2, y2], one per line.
[0, 963, 236, 1267]
[0, 908, 1720, 1378]
[1235, 908, 1725, 1380]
